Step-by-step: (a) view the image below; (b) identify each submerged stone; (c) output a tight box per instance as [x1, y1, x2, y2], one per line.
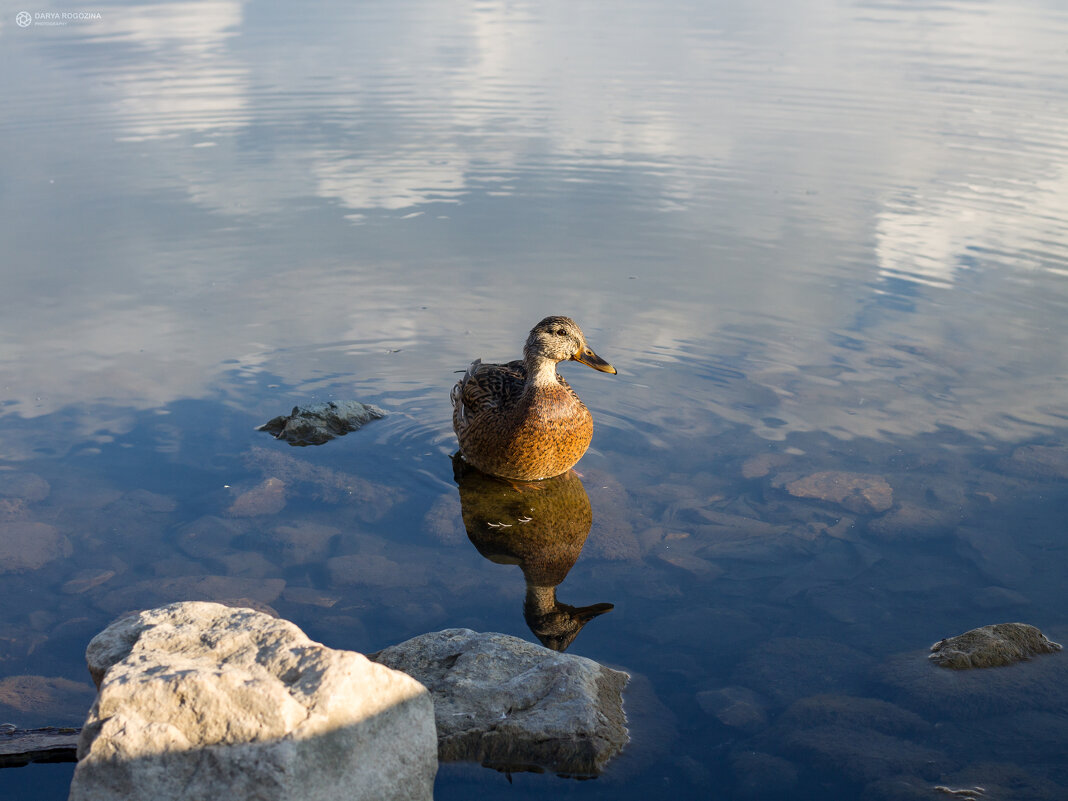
[0, 521, 71, 573]
[784, 471, 893, 514]
[258, 400, 385, 446]
[371, 628, 629, 778]
[929, 623, 1062, 669]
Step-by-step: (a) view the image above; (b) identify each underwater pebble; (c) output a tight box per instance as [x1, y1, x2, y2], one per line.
[868, 503, 959, 540]
[327, 553, 426, 588]
[1009, 444, 1068, 479]
[696, 686, 768, 730]
[95, 575, 286, 613]
[955, 527, 1031, 584]
[228, 477, 287, 517]
[269, 521, 340, 566]
[785, 471, 893, 514]
[61, 569, 116, 595]
[281, 587, 340, 608]
[0, 522, 71, 573]
[0, 472, 50, 502]
[0, 675, 95, 726]
[741, 453, 792, 479]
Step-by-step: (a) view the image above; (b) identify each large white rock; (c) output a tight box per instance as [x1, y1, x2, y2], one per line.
[69, 602, 437, 801]
[371, 628, 629, 777]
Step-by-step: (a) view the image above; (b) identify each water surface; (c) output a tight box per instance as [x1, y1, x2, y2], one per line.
[2, 0, 1068, 798]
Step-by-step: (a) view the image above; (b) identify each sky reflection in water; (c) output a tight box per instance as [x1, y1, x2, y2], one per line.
[2, 0, 1068, 798]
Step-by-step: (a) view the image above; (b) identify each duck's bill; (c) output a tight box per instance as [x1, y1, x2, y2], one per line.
[573, 348, 617, 374]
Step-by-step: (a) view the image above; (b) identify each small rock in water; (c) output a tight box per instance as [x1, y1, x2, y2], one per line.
[258, 400, 385, 446]
[0, 472, 50, 502]
[929, 623, 1062, 669]
[227, 477, 286, 517]
[0, 522, 72, 573]
[784, 471, 893, 514]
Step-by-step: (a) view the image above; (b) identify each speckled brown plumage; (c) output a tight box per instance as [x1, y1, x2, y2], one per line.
[451, 316, 616, 481]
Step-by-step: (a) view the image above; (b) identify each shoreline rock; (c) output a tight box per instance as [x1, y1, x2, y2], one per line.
[70, 602, 437, 801]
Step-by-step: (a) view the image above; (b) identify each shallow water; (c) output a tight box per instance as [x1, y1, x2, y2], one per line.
[2, 0, 1068, 798]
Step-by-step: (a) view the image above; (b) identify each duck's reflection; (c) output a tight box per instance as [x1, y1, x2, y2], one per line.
[452, 455, 613, 651]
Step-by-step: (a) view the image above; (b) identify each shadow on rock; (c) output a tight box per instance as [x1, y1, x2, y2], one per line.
[452, 454, 613, 652]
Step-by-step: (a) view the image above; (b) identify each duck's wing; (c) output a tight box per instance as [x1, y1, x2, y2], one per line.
[452, 359, 527, 422]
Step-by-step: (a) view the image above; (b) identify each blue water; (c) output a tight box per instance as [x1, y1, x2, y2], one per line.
[2, 0, 1068, 798]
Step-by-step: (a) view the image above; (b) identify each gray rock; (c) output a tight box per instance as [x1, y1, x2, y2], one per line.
[784, 471, 893, 514]
[696, 686, 768, 731]
[780, 724, 947, 783]
[95, 575, 286, 614]
[867, 503, 959, 540]
[955, 527, 1031, 585]
[929, 623, 1062, 669]
[0, 472, 50, 502]
[1009, 444, 1068, 479]
[779, 694, 928, 736]
[371, 628, 629, 777]
[0, 675, 96, 726]
[227, 477, 287, 517]
[0, 521, 72, 573]
[71, 602, 436, 801]
[258, 401, 384, 446]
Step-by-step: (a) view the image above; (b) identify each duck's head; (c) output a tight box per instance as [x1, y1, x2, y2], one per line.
[524, 316, 617, 374]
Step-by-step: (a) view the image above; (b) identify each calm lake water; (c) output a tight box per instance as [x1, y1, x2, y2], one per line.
[3, 0, 1068, 798]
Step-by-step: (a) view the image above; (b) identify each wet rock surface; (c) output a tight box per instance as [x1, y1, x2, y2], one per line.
[71, 602, 437, 801]
[929, 623, 1062, 669]
[258, 400, 385, 445]
[371, 628, 629, 777]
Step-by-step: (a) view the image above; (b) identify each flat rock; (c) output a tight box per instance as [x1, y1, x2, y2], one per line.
[0, 675, 96, 725]
[227, 477, 287, 517]
[327, 553, 425, 588]
[61, 569, 117, 595]
[696, 685, 767, 731]
[741, 453, 792, 479]
[95, 575, 286, 614]
[71, 602, 436, 801]
[371, 628, 629, 777]
[269, 521, 339, 566]
[0, 471, 50, 502]
[258, 401, 385, 446]
[867, 503, 958, 540]
[785, 471, 893, 514]
[1009, 444, 1068, 479]
[243, 446, 401, 517]
[0, 521, 71, 573]
[929, 622, 1062, 669]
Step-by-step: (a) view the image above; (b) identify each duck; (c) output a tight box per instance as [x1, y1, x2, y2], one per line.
[451, 316, 616, 481]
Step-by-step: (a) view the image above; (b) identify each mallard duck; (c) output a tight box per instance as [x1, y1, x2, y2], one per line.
[451, 316, 616, 481]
